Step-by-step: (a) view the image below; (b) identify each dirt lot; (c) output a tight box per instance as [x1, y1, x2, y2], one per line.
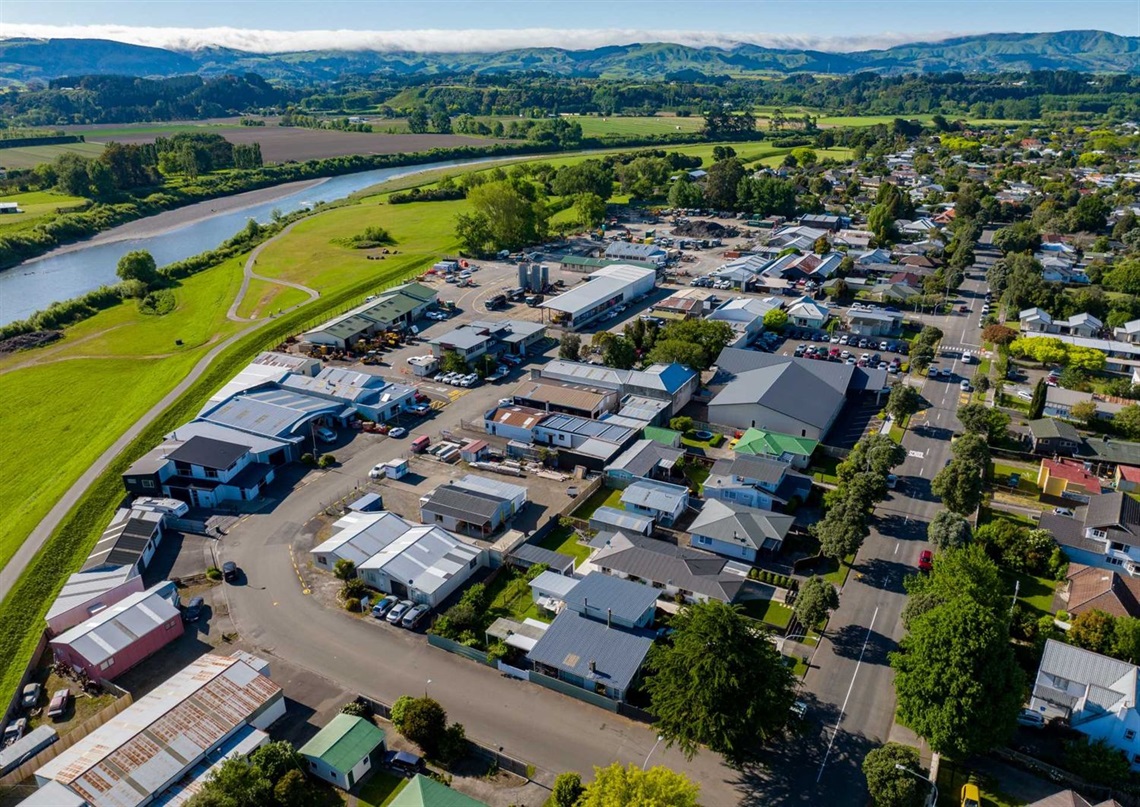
[83, 126, 500, 164]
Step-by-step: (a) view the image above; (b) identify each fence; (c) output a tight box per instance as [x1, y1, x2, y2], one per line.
[529, 671, 619, 713]
[497, 661, 529, 680]
[165, 517, 209, 534]
[817, 444, 853, 460]
[0, 692, 134, 785]
[427, 633, 493, 666]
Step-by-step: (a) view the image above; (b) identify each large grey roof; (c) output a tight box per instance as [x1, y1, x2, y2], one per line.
[165, 435, 250, 470]
[452, 473, 528, 504]
[620, 478, 689, 513]
[169, 420, 294, 456]
[1028, 418, 1081, 442]
[1039, 512, 1106, 555]
[1086, 492, 1140, 533]
[589, 531, 749, 602]
[1036, 638, 1137, 714]
[709, 454, 787, 486]
[358, 526, 481, 597]
[714, 348, 852, 393]
[421, 484, 505, 522]
[689, 499, 795, 550]
[608, 439, 683, 479]
[563, 571, 661, 625]
[527, 610, 653, 693]
[83, 509, 163, 572]
[47, 565, 139, 623]
[709, 363, 846, 431]
[204, 387, 341, 438]
[511, 544, 576, 574]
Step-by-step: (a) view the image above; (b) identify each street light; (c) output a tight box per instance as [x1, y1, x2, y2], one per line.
[425, 679, 432, 698]
[642, 734, 665, 770]
[895, 763, 938, 807]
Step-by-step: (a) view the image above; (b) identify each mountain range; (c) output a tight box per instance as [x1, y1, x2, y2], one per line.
[0, 30, 1137, 83]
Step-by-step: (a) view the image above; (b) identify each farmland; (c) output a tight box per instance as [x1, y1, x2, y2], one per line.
[0, 189, 90, 234]
[0, 141, 106, 171]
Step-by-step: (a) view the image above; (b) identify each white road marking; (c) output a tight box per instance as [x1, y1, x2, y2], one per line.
[907, 450, 924, 459]
[816, 605, 880, 783]
[894, 542, 899, 555]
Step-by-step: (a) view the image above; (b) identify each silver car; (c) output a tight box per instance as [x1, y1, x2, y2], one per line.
[386, 599, 414, 624]
[402, 603, 431, 629]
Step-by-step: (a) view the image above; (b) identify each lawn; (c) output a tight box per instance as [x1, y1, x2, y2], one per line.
[991, 461, 1043, 497]
[235, 278, 311, 320]
[980, 506, 1037, 530]
[682, 464, 710, 492]
[0, 189, 90, 235]
[936, 758, 1026, 807]
[680, 431, 725, 450]
[570, 485, 623, 520]
[741, 598, 793, 630]
[357, 771, 407, 807]
[486, 568, 548, 624]
[535, 523, 593, 567]
[1006, 571, 1058, 618]
[810, 456, 841, 485]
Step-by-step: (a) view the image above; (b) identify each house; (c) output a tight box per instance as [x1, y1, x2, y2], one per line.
[533, 414, 636, 453]
[132, 434, 275, 509]
[620, 478, 690, 527]
[688, 499, 795, 561]
[310, 511, 416, 570]
[703, 454, 812, 511]
[732, 427, 817, 469]
[844, 306, 904, 337]
[1027, 419, 1082, 456]
[563, 571, 660, 629]
[390, 774, 489, 807]
[358, 525, 486, 607]
[1059, 564, 1140, 618]
[707, 296, 781, 347]
[483, 405, 549, 442]
[1029, 639, 1140, 770]
[589, 506, 655, 536]
[526, 609, 654, 702]
[651, 295, 703, 320]
[540, 264, 657, 330]
[537, 361, 699, 420]
[1117, 466, 1140, 494]
[784, 295, 830, 329]
[510, 379, 616, 419]
[1020, 310, 1104, 338]
[1037, 458, 1103, 502]
[300, 714, 387, 790]
[871, 282, 922, 304]
[34, 653, 284, 807]
[420, 483, 516, 538]
[585, 530, 752, 604]
[1039, 493, 1140, 573]
[509, 543, 576, 576]
[45, 565, 144, 635]
[1045, 387, 1124, 421]
[605, 439, 684, 487]
[82, 507, 164, 573]
[529, 570, 581, 613]
[1114, 319, 1140, 344]
[50, 581, 183, 681]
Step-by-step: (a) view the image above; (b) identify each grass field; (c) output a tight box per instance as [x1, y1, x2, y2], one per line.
[0, 142, 106, 170]
[0, 189, 90, 234]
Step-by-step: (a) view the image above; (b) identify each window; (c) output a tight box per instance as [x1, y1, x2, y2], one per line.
[100, 658, 114, 670]
[1092, 529, 1108, 539]
[141, 479, 155, 489]
[1127, 730, 1137, 741]
[1108, 557, 1124, 566]
[694, 534, 712, 546]
[1112, 542, 1134, 554]
[469, 557, 477, 569]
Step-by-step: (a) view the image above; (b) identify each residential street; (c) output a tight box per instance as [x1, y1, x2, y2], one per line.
[756, 244, 997, 804]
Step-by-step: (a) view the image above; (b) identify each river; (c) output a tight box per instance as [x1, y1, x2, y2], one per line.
[0, 158, 484, 326]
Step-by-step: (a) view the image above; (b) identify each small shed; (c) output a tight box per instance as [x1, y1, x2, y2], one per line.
[300, 713, 386, 790]
[348, 493, 385, 513]
[529, 570, 580, 612]
[383, 458, 409, 480]
[509, 543, 576, 576]
[459, 440, 491, 463]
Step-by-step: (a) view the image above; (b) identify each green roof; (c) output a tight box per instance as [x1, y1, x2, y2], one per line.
[734, 427, 818, 458]
[299, 714, 385, 774]
[389, 774, 488, 807]
[643, 426, 681, 448]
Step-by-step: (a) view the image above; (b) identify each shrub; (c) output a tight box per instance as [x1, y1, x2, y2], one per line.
[300, 453, 316, 467]
[341, 700, 369, 717]
[551, 772, 584, 807]
[401, 697, 448, 757]
[437, 722, 468, 768]
[206, 567, 222, 581]
[318, 454, 336, 468]
[708, 433, 725, 447]
[333, 558, 356, 581]
[390, 695, 414, 732]
[342, 578, 367, 603]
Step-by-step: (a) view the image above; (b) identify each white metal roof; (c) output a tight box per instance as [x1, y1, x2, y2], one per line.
[358, 526, 482, 597]
[46, 565, 139, 623]
[310, 511, 412, 566]
[37, 653, 281, 807]
[52, 581, 180, 666]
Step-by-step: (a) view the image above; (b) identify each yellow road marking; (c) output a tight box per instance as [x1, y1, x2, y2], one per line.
[288, 546, 311, 595]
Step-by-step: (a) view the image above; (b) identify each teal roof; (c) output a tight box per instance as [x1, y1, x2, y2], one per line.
[390, 774, 488, 807]
[643, 426, 681, 447]
[299, 714, 385, 774]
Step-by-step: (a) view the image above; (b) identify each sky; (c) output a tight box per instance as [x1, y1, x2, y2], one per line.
[0, 0, 1137, 52]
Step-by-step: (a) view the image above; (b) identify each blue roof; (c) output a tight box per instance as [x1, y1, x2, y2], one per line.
[563, 571, 659, 625]
[526, 610, 653, 694]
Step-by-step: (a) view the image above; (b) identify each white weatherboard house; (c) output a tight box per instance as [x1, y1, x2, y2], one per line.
[619, 478, 690, 527]
[688, 499, 795, 561]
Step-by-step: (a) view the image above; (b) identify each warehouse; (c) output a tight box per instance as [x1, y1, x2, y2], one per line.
[301, 282, 437, 348]
[34, 652, 284, 807]
[357, 525, 487, 607]
[603, 241, 668, 266]
[540, 264, 657, 330]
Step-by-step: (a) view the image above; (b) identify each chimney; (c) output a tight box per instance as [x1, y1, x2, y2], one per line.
[589, 660, 597, 674]
[607, 608, 612, 628]
[583, 597, 588, 613]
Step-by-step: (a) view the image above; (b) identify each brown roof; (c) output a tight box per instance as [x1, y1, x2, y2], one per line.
[1065, 563, 1140, 618]
[511, 380, 609, 412]
[489, 405, 549, 430]
[1026, 793, 1120, 807]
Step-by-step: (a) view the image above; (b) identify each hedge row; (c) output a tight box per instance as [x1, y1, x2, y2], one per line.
[747, 568, 799, 591]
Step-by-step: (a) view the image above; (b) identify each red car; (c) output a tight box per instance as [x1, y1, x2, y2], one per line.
[918, 550, 934, 572]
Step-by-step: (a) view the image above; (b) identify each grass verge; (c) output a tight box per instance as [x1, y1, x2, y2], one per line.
[357, 771, 407, 807]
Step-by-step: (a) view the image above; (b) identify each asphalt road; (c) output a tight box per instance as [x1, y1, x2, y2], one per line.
[758, 245, 998, 805]
[218, 369, 749, 806]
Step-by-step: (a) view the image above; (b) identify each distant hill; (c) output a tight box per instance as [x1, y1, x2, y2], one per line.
[0, 30, 1137, 83]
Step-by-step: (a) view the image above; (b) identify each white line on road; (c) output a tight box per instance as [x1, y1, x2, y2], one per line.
[816, 605, 880, 784]
[894, 542, 899, 555]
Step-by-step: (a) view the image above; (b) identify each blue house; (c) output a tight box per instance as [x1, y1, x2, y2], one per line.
[526, 610, 654, 702]
[703, 454, 812, 512]
[619, 478, 690, 527]
[688, 499, 795, 561]
[562, 571, 660, 629]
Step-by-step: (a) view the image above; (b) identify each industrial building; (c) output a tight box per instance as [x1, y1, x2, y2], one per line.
[537, 361, 698, 420]
[301, 282, 437, 348]
[540, 264, 657, 330]
[358, 525, 487, 607]
[603, 241, 668, 266]
[33, 652, 285, 807]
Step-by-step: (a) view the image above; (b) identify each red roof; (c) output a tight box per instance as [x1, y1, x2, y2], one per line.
[1118, 465, 1140, 483]
[1042, 458, 1102, 496]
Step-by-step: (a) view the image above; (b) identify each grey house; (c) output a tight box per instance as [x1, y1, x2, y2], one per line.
[1027, 418, 1082, 456]
[688, 499, 795, 561]
[605, 439, 685, 488]
[419, 484, 512, 538]
[526, 610, 654, 702]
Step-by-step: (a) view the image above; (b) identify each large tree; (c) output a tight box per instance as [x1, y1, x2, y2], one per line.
[956, 402, 1010, 442]
[891, 596, 1024, 756]
[837, 433, 906, 484]
[794, 576, 839, 630]
[559, 332, 582, 361]
[579, 763, 700, 807]
[927, 510, 972, 551]
[812, 496, 869, 559]
[645, 600, 795, 766]
[116, 249, 159, 286]
[1069, 609, 1117, 655]
[862, 743, 929, 807]
[885, 383, 922, 425]
[931, 459, 986, 515]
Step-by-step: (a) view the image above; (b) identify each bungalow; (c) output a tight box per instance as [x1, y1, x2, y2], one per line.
[785, 296, 830, 330]
[650, 296, 703, 320]
[1037, 458, 1103, 502]
[732, 427, 817, 469]
[1059, 564, 1140, 619]
[620, 478, 690, 527]
[526, 609, 653, 702]
[1027, 418, 1082, 456]
[588, 506, 654, 536]
[688, 499, 795, 561]
[844, 306, 904, 337]
[1029, 639, 1140, 770]
[1045, 387, 1124, 421]
[1117, 465, 1140, 494]
[706, 297, 780, 348]
[300, 714, 386, 791]
[390, 775, 489, 807]
[703, 454, 812, 511]
[851, 249, 893, 274]
[605, 439, 684, 488]
[563, 571, 660, 629]
[1114, 319, 1140, 344]
[872, 283, 922, 304]
[1039, 493, 1140, 574]
[420, 483, 517, 538]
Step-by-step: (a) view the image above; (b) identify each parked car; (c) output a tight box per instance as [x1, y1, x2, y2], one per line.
[182, 596, 205, 622]
[927, 366, 939, 379]
[1052, 507, 1075, 517]
[789, 700, 808, 720]
[918, 550, 933, 572]
[386, 749, 425, 777]
[960, 380, 972, 392]
[371, 596, 399, 619]
[402, 604, 431, 629]
[940, 367, 953, 378]
[47, 689, 70, 720]
[1016, 709, 1046, 729]
[316, 427, 337, 443]
[20, 683, 41, 710]
[2, 718, 26, 747]
[386, 600, 414, 624]
[369, 464, 387, 480]
[413, 392, 430, 404]
[389, 427, 408, 439]
[409, 404, 431, 416]
[886, 474, 899, 490]
[222, 561, 238, 582]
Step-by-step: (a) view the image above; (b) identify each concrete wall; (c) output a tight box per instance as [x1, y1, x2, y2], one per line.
[708, 402, 827, 441]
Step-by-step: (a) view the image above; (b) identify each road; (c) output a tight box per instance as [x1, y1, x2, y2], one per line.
[755, 245, 997, 805]
[218, 376, 749, 806]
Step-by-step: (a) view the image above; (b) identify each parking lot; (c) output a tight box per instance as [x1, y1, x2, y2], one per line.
[773, 329, 910, 377]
